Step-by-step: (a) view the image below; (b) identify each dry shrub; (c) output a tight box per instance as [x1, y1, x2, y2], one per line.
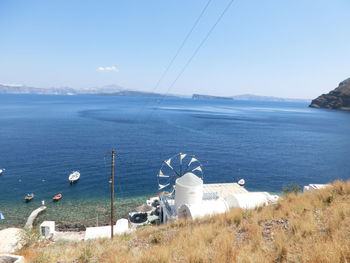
[220, 208, 243, 227]
[26, 180, 350, 263]
[211, 231, 235, 263]
[137, 246, 171, 263]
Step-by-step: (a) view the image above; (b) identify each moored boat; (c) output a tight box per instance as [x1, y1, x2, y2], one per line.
[25, 193, 35, 202]
[68, 171, 80, 183]
[52, 193, 62, 201]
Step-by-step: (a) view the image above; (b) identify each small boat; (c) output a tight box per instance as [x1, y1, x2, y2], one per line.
[68, 171, 80, 183]
[52, 193, 62, 201]
[238, 178, 245, 186]
[0, 169, 5, 175]
[24, 193, 35, 202]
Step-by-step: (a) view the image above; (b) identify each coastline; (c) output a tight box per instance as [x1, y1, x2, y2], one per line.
[0, 195, 151, 231]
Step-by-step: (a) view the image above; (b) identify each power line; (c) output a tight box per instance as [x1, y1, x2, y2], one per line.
[147, 0, 236, 120]
[151, 0, 213, 94]
[134, 0, 213, 120]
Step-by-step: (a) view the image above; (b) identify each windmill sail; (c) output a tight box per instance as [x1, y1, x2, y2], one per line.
[159, 183, 170, 190]
[192, 166, 202, 172]
[188, 157, 198, 166]
[164, 158, 173, 169]
[158, 153, 203, 192]
[158, 170, 169, 178]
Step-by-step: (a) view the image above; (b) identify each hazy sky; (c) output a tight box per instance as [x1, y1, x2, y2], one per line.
[1, 0, 349, 99]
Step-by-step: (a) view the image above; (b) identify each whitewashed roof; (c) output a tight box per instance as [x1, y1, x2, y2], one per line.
[203, 182, 247, 198]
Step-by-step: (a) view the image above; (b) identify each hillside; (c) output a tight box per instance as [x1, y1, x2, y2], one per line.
[0, 84, 173, 97]
[192, 94, 234, 100]
[21, 180, 350, 263]
[0, 84, 77, 95]
[232, 94, 308, 102]
[310, 78, 350, 110]
[192, 93, 307, 102]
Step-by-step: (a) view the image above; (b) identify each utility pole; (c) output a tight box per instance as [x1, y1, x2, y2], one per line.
[110, 149, 115, 239]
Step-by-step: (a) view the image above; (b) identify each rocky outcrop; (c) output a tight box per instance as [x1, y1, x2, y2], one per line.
[0, 228, 24, 253]
[309, 78, 350, 110]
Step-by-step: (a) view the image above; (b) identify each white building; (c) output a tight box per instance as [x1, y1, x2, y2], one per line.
[303, 183, 330, 193]
[40, 221, 55, 238]
[84, 218, 129, 240]
[159, 172, 278, 223]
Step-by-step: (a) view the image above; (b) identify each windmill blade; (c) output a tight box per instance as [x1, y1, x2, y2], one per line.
[192, 166, 202, 172]
[180, 153, 187, 161]
[188, 157, 198, 167]
[159, 183, 170, 190]
[164, 158, 173, 170]
[158, 170, 169, 178]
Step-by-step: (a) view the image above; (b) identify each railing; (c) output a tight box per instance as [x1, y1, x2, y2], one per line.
[160, 195, 176, 217]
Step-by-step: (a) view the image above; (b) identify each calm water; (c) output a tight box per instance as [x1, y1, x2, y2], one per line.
[0, 94, 350, 228]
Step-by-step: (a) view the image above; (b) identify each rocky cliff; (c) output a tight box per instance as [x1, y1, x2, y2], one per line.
[309, 78, 350, 110]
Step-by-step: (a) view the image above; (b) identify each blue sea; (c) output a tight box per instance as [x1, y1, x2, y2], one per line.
[0, 94, 350, 228]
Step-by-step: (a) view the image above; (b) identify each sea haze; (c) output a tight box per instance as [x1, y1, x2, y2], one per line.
[0, 94, 350, 227]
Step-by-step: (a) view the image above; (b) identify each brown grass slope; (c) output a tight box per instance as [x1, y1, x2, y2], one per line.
[22, 180, 350, 263]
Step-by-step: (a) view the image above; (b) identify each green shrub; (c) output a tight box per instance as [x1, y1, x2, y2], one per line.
[19, 227, 41, 248]
[282, 183, 302, 195]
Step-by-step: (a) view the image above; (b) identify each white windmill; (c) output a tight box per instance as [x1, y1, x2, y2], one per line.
[157, 153, 203, 192]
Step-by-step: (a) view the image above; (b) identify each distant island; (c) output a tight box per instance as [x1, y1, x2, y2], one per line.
[192, 94, 233, 100]
[0, 84, 172, 97]
[192, 93, 307, 102]
[231, 94, 308, 102]
[0, 83, 309, 102]
[309, 78, 350, 110]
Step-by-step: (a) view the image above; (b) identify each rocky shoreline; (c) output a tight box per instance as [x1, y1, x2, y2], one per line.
[309, 78, 350, 110]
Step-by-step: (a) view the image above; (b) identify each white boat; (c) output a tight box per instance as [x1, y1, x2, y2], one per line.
[0, 169, 4, 175]
[68, 171, 80, 183]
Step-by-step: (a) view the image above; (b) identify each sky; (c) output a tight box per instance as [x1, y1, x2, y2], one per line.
[0, 0, 349, 99]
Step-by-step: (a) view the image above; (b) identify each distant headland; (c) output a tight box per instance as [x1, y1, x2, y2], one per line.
[192, 93, 307, 102]
[310, 78, 350, 110]
[0, 83, 308, 102]
[0, 84, 173, 97]
[192, 94, 233, 100]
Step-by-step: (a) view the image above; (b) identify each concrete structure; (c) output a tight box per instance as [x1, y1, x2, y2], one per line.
[225, 192, 278, 209]
[53, 231, 85, 242]
[40, 221, 55, 238]
[0, 228, 24, 253]
[175, 173, 203, 211]
[84, 218, 129, 240]
[159, 171, 282, 222]
[25, 206, 47, 229]
[203, 182, 248, 197]
[160, 174, 250, 223]
[0, 254, 24, 263]
[115, 218, 129, 234]
[303, 184, 330, 193]
[178, 197, 229, 220]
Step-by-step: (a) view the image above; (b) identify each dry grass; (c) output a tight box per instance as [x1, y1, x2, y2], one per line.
[21, 180, 350, 263]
